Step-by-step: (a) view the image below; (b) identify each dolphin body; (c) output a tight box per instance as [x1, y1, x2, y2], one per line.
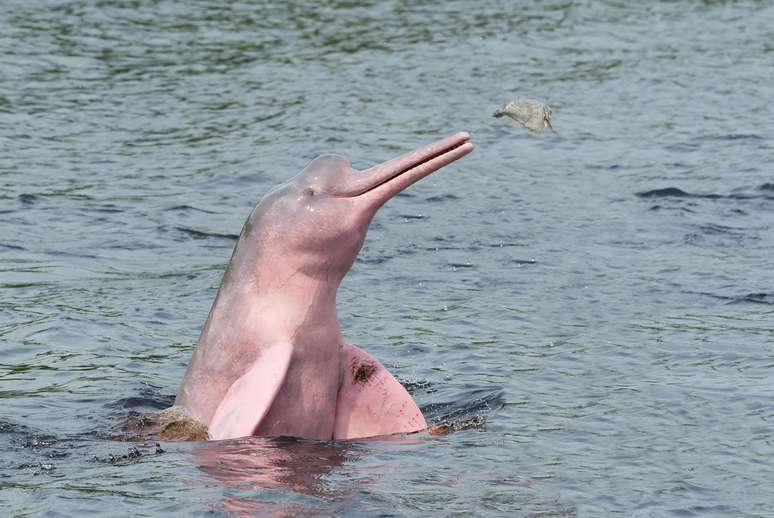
[175, 132, 474, 441]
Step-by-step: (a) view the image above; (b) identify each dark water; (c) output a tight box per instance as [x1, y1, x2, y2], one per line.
[2, 1, 773, 516]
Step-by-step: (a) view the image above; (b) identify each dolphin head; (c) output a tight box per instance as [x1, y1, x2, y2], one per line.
[235, 132, 474, 286]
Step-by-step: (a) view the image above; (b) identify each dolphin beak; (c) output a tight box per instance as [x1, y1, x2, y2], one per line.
[343, 132, 474, 208]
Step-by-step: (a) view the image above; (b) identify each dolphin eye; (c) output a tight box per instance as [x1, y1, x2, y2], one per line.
[304, 188, 315, 196]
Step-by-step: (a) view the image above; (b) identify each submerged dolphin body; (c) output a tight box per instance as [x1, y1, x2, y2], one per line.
[175, 132, 474, 441]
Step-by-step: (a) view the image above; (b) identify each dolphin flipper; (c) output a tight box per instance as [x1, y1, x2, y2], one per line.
[208, 344, 292, 441]
[334, 344, 428, 439]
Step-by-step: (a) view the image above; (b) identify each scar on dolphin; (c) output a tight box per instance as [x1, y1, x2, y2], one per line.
[352, 359, 377, 385]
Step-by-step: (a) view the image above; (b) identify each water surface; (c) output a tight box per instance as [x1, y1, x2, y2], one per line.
[2, 1, 773, 516]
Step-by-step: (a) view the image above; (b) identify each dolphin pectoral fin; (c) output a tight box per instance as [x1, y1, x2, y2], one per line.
[333, 344, 427, 440]
[208, 345, 292, 441]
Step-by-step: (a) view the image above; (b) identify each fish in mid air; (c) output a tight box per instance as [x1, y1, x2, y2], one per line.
[493, 99, 554, 133]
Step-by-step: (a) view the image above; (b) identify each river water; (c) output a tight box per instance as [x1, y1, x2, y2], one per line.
[2, 1, 773, 516]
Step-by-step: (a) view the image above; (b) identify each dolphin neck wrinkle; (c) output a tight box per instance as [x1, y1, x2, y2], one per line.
[235, 270, 342, 342]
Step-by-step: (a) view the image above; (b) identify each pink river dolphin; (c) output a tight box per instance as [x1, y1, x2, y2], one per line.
[175, 132, 474, 441]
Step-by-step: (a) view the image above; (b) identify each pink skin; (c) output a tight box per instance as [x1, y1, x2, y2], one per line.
[175, 132, 474, 441]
